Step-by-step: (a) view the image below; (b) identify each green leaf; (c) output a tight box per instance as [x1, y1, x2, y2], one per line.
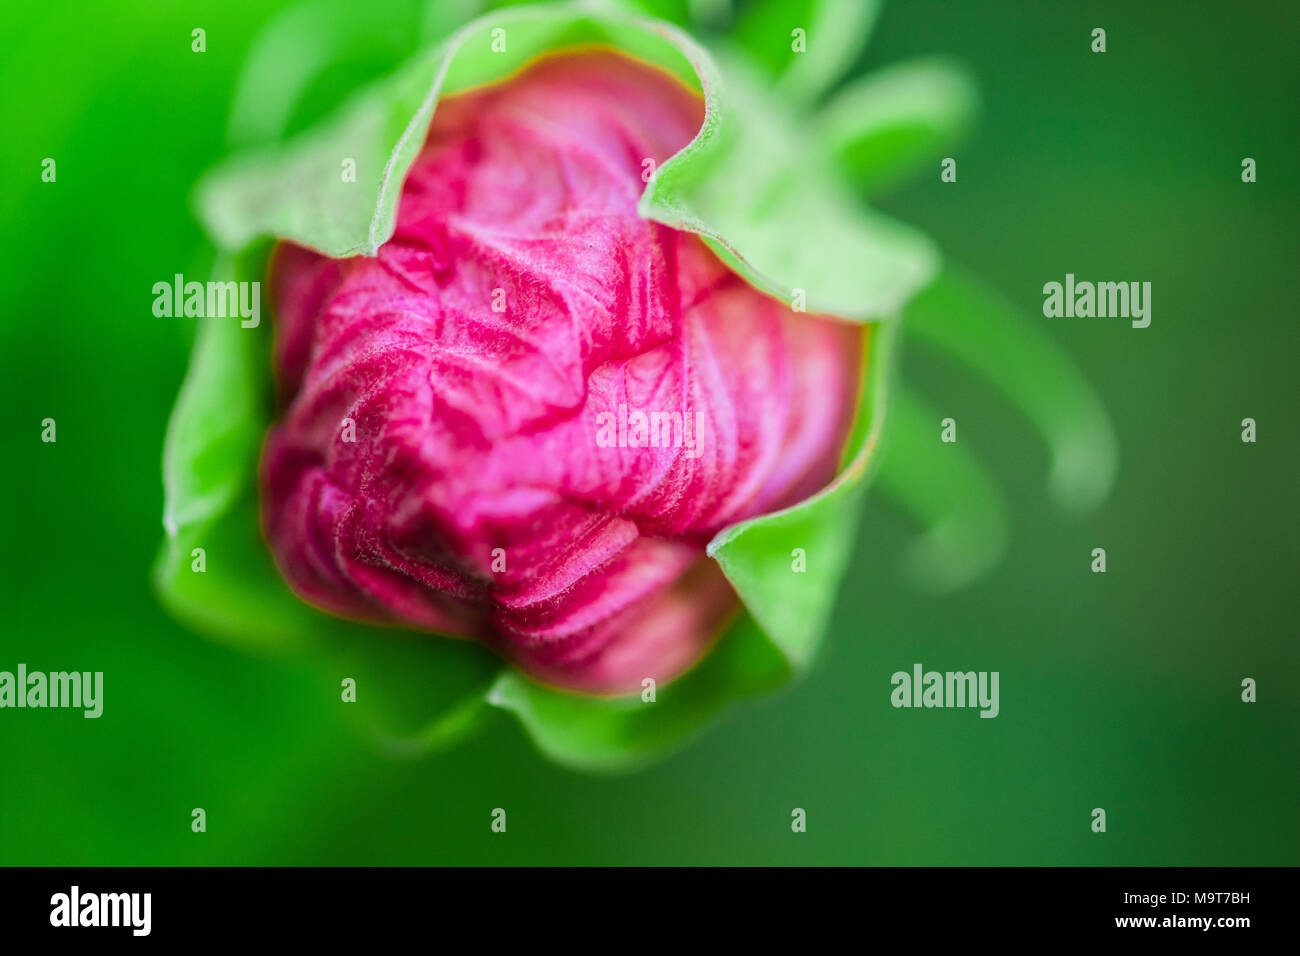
[873, 384, 1006, 592]
[596, 0, 695, 28]
[158, 246, 307, 648]
[730, 0, 881, 105]
[487, 613, 788, 773]
[817, 56, 978, 194]
[640, 47, 936, 320]
[707, 320, 896, 666]
[225, 0, 488, 151]
[867, 266, 1116, 592]
[903, 267, 1117, 513]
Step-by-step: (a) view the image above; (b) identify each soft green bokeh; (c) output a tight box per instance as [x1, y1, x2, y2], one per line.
[1, 0, 1296, 864]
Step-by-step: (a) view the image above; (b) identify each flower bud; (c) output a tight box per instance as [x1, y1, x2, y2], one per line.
[262, 52, 862, 694]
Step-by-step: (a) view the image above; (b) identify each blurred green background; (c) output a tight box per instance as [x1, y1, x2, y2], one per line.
[2, 0, 1296, 864]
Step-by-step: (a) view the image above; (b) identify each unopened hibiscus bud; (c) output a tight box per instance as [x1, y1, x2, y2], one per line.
[261, 52, 862, 694]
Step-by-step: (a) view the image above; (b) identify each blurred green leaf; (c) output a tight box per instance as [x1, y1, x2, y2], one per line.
[873, 384, 1006, 592]
[225, 0, 483, 151]
[595, 0, 694, 27]
[904, 267, 1117, 513]
[730, 0, 880, 104]
[818, 56, 978, 194]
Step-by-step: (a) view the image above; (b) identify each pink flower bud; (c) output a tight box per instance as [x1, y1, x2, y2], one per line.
[262, 52, 863, 694]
